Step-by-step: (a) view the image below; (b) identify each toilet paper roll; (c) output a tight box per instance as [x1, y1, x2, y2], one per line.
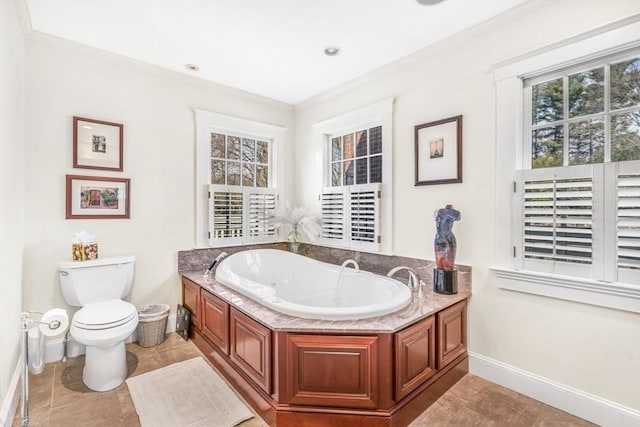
[39, 308, 69, 337]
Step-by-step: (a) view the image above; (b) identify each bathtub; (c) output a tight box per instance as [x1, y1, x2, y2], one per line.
[214, 249, 412, 320]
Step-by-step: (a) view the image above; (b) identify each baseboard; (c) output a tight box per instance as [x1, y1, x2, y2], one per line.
[469, 352, 640, 427]
[0, 359, 21, 427]
[44, 313, 177, 364]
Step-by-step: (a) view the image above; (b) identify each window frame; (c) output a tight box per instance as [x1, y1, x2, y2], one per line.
[313, 98, 393, 254]
[492, 17, 640, 313]
[194, 109, 286, 248]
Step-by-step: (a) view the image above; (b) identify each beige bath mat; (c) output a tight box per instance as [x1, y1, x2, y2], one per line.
[126, 357, 255, 427]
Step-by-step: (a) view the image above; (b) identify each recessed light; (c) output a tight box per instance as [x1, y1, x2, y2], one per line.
[185, 64, 200, 72]
[416, 0, 445, 5]
[324, 47, 340, 56]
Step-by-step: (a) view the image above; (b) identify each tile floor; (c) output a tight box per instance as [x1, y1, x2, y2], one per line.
[13, 333, 595, 427]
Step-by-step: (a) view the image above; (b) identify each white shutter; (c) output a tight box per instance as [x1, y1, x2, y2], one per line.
[349, 183, 381, 251]
[209, 185, 277, 246]
[209, 185, 244, 246]
[320, 184, 380, 251]
[320, 187, 346, 247]
[520, 165, 594, 278]
[247, 188, 277, 243]
[617, 161, 640, 285]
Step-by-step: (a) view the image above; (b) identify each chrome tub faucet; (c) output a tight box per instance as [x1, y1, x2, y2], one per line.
[387, 266, 424, 298]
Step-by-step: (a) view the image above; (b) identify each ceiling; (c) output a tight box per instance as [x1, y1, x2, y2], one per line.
[25, 0, 526, 105]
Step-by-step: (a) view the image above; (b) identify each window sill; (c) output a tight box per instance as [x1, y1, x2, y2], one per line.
[491, 268, 640, 314]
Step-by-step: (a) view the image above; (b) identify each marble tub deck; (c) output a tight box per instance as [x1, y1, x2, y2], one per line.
[183, 269, 469, 333]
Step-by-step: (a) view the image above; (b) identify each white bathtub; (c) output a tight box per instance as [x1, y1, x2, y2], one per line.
[214, 249, 412, 320]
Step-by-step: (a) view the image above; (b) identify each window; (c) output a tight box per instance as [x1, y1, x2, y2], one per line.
[314, 99, 393, 253]
[329, 126, 383, 186]
[493, 19, 640, 313]
[208, 131, 276, 245]
[526, 54, 640, 168]
[195, 109, 286, 247]
[516, 51, 640, 283]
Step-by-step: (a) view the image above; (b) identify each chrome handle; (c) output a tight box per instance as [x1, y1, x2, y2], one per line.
[59, 271, 69, 276]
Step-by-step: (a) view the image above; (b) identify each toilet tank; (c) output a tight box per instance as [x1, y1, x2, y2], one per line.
[58, 256, 135, 306]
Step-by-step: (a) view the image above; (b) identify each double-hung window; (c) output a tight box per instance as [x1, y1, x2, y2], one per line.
[517, 50, 640, 284]
[493, 20, 640, 312]
[195, 109, 286, 247]
[315, 99, 393, 253]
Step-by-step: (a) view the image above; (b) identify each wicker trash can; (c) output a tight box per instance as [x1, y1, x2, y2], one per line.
[137, 304, 170, 347]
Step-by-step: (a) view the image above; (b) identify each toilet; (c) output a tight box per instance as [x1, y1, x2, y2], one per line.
[58, 256, 138, 392]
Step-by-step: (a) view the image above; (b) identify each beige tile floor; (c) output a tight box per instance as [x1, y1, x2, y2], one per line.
[14, 333, 595, 427]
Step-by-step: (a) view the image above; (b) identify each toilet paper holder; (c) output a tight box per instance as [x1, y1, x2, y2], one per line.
[24, 311, 63, 331]
[20, 309, 69, 427]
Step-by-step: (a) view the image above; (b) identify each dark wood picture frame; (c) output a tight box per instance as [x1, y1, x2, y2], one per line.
[66, 175, 130, 219]
[415, 115, 462, 186]
[73, 116, 124, 171]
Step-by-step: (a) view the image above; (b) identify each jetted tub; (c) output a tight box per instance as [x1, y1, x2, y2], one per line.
[214, 249, 412, 320]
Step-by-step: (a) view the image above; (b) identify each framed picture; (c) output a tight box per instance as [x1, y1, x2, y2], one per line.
[73, 116, 123, 171]
[66, 175, 130, 219]
[415, 115, 462, 186]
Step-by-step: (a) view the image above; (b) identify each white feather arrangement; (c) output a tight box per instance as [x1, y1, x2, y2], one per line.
[272, 203, 322, 243]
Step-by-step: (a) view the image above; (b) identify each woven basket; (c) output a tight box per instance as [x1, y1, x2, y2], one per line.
[137, 304, 170, 348]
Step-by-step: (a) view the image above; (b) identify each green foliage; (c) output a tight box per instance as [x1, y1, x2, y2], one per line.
[101, 189, 118, 206]
[531, 57, 639, 168]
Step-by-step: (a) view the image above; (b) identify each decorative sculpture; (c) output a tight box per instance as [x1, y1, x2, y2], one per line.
[433, 204, 460, 294]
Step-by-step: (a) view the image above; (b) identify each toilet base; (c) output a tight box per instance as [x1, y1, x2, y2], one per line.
[83, 341, 128, 392]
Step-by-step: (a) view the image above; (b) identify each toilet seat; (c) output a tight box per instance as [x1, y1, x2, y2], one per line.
[73, 300, 137, 330]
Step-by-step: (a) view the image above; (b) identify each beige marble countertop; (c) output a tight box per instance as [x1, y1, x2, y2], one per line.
[182, 270, 470, 333]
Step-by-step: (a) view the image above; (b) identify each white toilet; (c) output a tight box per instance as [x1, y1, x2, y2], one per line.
[58, 256, 138, 392]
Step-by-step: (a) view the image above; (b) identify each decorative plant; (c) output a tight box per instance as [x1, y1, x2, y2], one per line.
[101, 189, 118, 207]
[272, 203, 321, 253]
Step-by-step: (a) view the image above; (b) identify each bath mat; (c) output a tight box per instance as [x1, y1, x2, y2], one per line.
[126, 357, 255, 427]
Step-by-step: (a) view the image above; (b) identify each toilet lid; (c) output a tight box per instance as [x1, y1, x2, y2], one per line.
[73, 300, 137, 330]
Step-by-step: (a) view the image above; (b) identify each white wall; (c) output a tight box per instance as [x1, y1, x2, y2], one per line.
[10, 0, 640, 422]
[22, 35, 294, 326]
[294, 0, 640, 411]
[0, 0, 25, 423]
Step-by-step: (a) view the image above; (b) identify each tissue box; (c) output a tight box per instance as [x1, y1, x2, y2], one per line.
[72, 243, 98, 261]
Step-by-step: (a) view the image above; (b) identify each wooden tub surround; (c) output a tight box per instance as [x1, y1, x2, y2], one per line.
[182, 271, 469, 427]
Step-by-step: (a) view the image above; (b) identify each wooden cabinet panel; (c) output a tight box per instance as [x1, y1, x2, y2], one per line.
[394, 316, 435, 400]
[182, 277, 201, 330]
[230, 308, 272, 394]
[201, 291, 229, 354]
[436, 300, 467, 369]
[285, 334, 378, 409]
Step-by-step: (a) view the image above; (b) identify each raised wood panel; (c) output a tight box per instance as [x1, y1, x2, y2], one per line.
[285, 334, 378, 409]
[394, 315, 435, 400]
[436, 300, 467, 369]
[182, 277, 201, 330]
[230, 308, 272, 394]
[201, 291, 229, 354]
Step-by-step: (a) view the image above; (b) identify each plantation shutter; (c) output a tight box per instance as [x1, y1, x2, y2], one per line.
[209, 186, 244, 246]
[617, 161, 640, 285]
[209, 185, 277, 246]
[320, 187, 346, 247]
[516, 164, 596, 278]
[349, 183, 381, 251]
[320, 184, 380, 251]
[247, 188, 277, 243]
